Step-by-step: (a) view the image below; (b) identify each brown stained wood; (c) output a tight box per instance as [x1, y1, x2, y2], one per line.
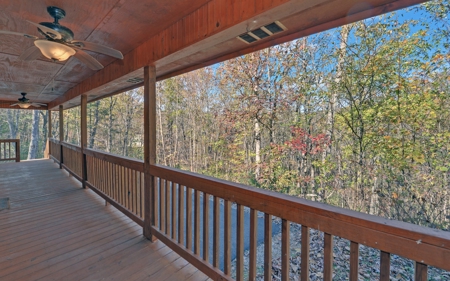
[236, 204, 244, 281]
[81, 94, 87, 188]
[301, 225, 310, 281]
[172, 183, 177, 240]
[150, 227, 232, 281]
[213, 196, 220, 268]
[0, 160, 208, 281]
[166, 180, 171, 236]
[224, 200, 231, 275]
[324, 233, 333, 281]
[149, 164, 450, 271]
[0, 139, 19, 162]
[203, 192, 210, 262]
[46, 0, 428, 111]
[84, 148, 144, 172]
[350, 241, 359, 281]
[186, 187, 193, 251]
[249, 208, 257, 280]
[179, 185, 185, 245]
[194, 190, 201, 255]
[59, 105, 63, 168]
[415, 262, 427, 281]
[143, 64, 157, 240]
[380, 251, 391, 281]
[281, 219, 290, 281]
[133, 170, 137, 216]
[160, 179, 166, 233]
[264, 213, 273, 280]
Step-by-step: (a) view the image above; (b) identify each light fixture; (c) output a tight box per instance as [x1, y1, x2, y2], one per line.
[34, 39, 75, 61]
[18, 103, 31, 109]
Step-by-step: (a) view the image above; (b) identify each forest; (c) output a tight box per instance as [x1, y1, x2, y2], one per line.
[1, 1, 449, 230]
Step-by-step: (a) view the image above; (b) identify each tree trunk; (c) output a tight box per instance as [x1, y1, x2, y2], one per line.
[89, 100, 100, 148]
[40, 111, 48, 154]
[6, 109, 19, 138]
[107, 97, 116, 153]
[323, 25, 350, 161]
[27, 110, 40, 160]
[254, 117, 261, 182]
[369, 176, 379, 215]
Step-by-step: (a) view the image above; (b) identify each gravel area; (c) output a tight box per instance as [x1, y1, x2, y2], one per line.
[231, 222, 450, 281]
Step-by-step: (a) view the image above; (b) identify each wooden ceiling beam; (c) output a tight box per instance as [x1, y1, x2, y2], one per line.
[157, 0, 428, 81]
[48, 0, 429, 110]
[47, 0, 295, 109]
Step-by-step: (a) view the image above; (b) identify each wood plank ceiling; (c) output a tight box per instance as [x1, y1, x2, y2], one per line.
[0, 0, 211, 106]
[0, 0, 427, 110]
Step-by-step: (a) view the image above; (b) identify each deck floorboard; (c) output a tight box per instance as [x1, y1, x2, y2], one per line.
[0, 159, 210, 281]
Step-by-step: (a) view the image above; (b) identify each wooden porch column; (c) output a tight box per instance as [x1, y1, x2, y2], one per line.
[44, 110, 52, 158]
[81, 94, 88, 189]
[59, 105, 64, 169]
[143, 65, 157, 241]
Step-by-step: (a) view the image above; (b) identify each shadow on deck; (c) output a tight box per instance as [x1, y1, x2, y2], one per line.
[0, 159, 210, 281]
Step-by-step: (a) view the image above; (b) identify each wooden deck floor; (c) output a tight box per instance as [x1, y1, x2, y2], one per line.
[0, 159, 211, 281]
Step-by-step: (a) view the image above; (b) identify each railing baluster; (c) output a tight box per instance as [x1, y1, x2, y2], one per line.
[203, 192, 210, 262]
[186, 187, 193, 251]
[194, 190, 201, 255]
[324, 233, 333, 281]
[153, 176, 158, 228]
[172, 182, 177, 240]
[281, 219, 290, 281]
[350, 241, 359, 281]
[224, 200, 231, 275]
[236, 204, 244, 281]
[249, 208, 257, 281]
[380, 251, 390, 281]
[178, 185, 185, 245]
[415, 262, 427, 281]
[160, 179, 166, 233]
[166, 180, 171, 236]
[301, 225, 310, 281]
[264, 213, 272, 280]
[213, 196, 220, 268]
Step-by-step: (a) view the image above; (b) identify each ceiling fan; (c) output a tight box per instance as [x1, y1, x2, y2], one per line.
[0, 6, 123, 70]
[10, 93, 47, 109]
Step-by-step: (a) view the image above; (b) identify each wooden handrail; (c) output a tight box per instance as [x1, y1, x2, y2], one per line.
[47, 138, 450, 280]
[84, 148, 144, 172]
[61, 141, 82, 153]
[0, 139, 20, 162]
[149, 163, 450, 277]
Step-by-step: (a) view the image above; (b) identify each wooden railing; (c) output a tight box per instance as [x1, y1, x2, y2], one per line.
[48, 139, 450, 281]
[49, 138, 61, 163]
[61, 142, 83, 180]
[84, 148, 145, 226]
[0, 139, 20, 162]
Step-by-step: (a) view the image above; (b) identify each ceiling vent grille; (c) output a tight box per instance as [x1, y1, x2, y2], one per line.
[127, 77, 144, 84]
[238, 21, 287, 44]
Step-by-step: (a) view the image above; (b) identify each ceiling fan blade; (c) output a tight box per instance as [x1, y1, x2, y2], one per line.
[74, 49, 104, 70]
[18, 45, 42, 61]
[30, 103, 42, 107]
[26, 20, 62, 40]
[32, 103, 47, 106]
[72, 41, 123, 59]
[0, 30, 38, 39]
[10, 103, 19, 106]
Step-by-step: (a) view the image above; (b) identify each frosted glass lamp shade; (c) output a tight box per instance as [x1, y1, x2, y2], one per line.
[18, 103, 31, 109]
[34, 40, 75, 61]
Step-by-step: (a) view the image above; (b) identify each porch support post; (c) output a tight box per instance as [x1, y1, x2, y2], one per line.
[45, 110, 52, 158]
[59, 105, 64, 169]
[143, 65, 157, 241]
[81, 94, 88, 189]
